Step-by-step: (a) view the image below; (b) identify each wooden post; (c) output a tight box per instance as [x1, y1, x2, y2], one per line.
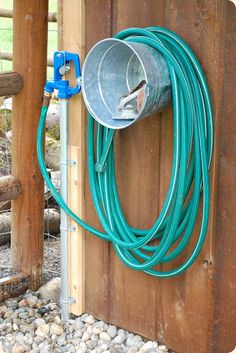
[0, 8, 57, 22]
[57, 0, 63, 50]
[11, 0, 48, 290]
[61, 0, 85, 315]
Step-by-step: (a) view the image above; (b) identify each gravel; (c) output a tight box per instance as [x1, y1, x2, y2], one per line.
[0, 231, 175, 352]
[0, 290, 174, 353]
[0, 238, 60, 283]
[0, 244, 17, 278]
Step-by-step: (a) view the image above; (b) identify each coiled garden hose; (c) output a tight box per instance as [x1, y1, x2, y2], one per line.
[37, 27, 213, 277]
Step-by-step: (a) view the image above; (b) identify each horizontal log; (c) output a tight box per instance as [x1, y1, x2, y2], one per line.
[44, 208, 60, 235]
[0, 200, 11, 212]
[0, 273, 29, 301]
[0, 71, 23, 97]
[0, 8, 57, 22]
[0, 208, 60, 246]
[0, 175, 22, 201]
[0, 51, 53, 67]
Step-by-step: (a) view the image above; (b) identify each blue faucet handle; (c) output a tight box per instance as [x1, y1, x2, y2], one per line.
[44, 51, 81, 99]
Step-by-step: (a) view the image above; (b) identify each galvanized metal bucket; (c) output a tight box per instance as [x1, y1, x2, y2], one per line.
[82, 38, 171, 129]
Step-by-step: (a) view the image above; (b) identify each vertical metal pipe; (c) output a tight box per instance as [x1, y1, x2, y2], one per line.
[59, 98, 69, 322]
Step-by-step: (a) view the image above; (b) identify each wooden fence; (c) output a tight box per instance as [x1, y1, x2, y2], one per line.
[0, 0, 48, 298]
[0, 6, 57, 67]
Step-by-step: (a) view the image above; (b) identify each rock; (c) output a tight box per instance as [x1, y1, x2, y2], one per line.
[118, 329, 125, 335]
[126, 334, 135, 346]
[50, 324, 64, 335]
[13, 323, 19, 331]
[81, 331, 92, 342]
[0, 283, 176, 353]
[5, 300, 18, 309]
[35, 324, 50, 337]
[79, 342, 87, 349]
[34, 318, 46, 328]
[140, 341, 154, 352]
[37, 306, 50, 316]
[89, 349, 101, 353]
[127, 347, 138, 353]
[20, 323, 34, 334]
[18, 299, 28, 307]
[12, 345, 27, 353]
[54, 315, 61, 325]
[114, 334, 126, 344]
[75, 349, 86, 353]
[25, 295, 38, 308]
[18, 312, 29, 320]
[92, 326, 103, 335]
[38, 277, 61, 303]
[48, 303, 59, 311]
[80, 313, 88, 322]
[57, 334, 66, 346]
[107, 325, 117, 339]
[110, 349, 123, 353]
[87, 339, 98, 350]
[84, 314, 95, 325]
[127, 335, 142, 348]
[3, 309, 13, 319]
[99, 343, 108, 351]
[0, 305, 8, 318]
[100, 332, 111, 341]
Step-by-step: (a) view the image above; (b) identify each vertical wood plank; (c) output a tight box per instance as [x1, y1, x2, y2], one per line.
[57, 0, 63, 50]
[108, 0, 164, 338]
[61, 0, 85, 315]
[84, 0, 112, 321]
[155, 1, 224, 352]
[213, 1, 236, 352]
[11, 0, 48, 290]
[68, 146, 85, 315]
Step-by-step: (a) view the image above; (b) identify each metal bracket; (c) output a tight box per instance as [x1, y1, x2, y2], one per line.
[60, 296, 76, 305]
[60, 159, 76, 166]
[68, 159, 76, 167]
[60, 225, 76, 232]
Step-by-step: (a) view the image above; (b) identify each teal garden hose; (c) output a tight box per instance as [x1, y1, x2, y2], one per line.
[37, 27, 213, 278]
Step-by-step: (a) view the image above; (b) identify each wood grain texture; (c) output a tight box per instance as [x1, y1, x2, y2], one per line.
[61, 0, 86, 315]
[11, 0, 48, 290]
[81, 1, 236, 352]
[212, 1, 236, 352]
[109, 0, 164, 338]
[0, 71, 23, 97]
[0, 8, 56, 22]
[83, 0, 112, 322]
[0, 273, 29, 302]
